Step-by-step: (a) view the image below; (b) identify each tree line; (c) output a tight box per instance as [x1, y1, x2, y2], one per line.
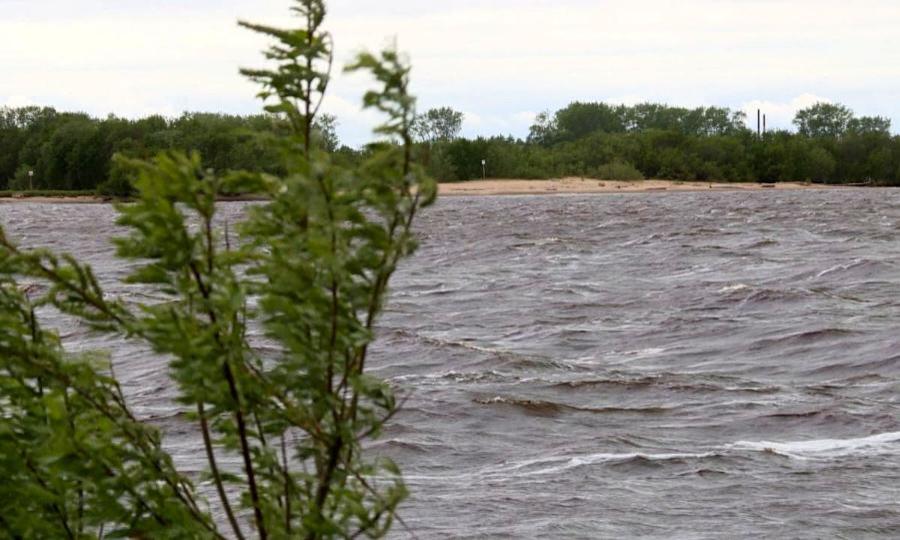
[2, 100, 899, 193]
[425, 102, 900, 185]
[0, 107, 342, 194]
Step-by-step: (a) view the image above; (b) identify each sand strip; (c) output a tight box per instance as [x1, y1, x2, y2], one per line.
[438, 178, 848, 196]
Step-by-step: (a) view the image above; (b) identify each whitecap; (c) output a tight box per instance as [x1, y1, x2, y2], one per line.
[399, 451, 717, 483]
[728, 431, 900, 460]
[484, 451, 717, 478]
[814, 258, 863, 279]
[611, 347, 667, 362]
[718, 283, 751, 294]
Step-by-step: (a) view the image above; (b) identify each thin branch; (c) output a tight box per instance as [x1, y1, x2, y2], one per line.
[198, 401, 245, 540]
[282, 433, 293, 535]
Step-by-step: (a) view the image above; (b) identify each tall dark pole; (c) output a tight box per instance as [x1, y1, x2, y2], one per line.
[763, 114, 767, 135]
[757, 109, 761, 137]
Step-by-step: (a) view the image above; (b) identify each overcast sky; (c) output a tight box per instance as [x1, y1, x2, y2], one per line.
[3, 0, 899, 146]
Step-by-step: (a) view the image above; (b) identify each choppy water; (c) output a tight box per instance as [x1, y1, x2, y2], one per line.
[2, 188, 900, 539]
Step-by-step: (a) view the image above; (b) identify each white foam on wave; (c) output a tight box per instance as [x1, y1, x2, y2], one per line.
[404, 433, 900, 484]
[728, 431, 900, 460]
[718, 283, 751, 294]
[566, 347, 666, 367]
[482, 451, 718, 478]
[624, 347, 667, 358]
[815, 258, 863, 279]
[399, 451, 716, 483]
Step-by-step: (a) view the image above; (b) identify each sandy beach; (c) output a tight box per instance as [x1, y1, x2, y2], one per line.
[438, 178, 843, 196]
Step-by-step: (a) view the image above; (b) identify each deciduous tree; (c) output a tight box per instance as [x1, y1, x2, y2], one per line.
[794, 102, 854, 138]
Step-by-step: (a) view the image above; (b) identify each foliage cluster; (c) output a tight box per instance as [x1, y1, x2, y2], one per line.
[0, 1, 435, 538]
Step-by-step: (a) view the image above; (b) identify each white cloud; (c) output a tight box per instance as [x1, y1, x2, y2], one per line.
[741, 93, 833, 132]
[461, 111, 484, 129]
[604, 96, 648, 108]
[512, 111, 538, 127]
[317, 93, 383, 146]
[2, 0, 900, 144]
[458, 111, 540, 140]
[3, 95, 34, 108]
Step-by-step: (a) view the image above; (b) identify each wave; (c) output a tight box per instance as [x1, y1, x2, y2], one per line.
[568, 348, 667, 367]
[743, 288, 809, 304]
[474, 396, 671, 417]
[716, 283, 812, 304]
[748, 328, 862, 351]
[387, 330, 576, 370]
[763, 410, 823, 419]
[480, 451, 720, 479]
[815, 258, 862, 279]
[391, 369, 519, 385]
[718, 283, 751, 294]
[814, 258, 896, 280]
[404, 432, 900, 484]
[550, 372, 780, 395]
[619, 233, 661, 247]
[803, 373, 890, 394]
[728, 431, 900, 460]
[744, 238, 779, 249]
[407, 431, 900, 484]
[806, 354, 900, 377]
[369, 438, 443, 454]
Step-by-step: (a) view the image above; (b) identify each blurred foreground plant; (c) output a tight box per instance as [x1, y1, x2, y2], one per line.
[0, 0, 435, 538]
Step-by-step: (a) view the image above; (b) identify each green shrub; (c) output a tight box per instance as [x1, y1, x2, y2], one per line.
[96, 155, 137, 197]
[595, 160, 645, 181]
[9, 164, 35, 190]
[424, 142, 459, 181]
[806, 146, 837, 183]
[0, 1, 435, 538]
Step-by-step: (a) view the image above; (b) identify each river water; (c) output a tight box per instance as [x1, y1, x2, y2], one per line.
[2, 188, 899, 538]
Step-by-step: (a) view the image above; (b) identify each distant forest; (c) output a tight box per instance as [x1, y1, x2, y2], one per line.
[1, 100, 898, 194]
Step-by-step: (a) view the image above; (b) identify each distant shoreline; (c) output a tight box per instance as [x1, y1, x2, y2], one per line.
[0, 179, 870, 204]
[437, 178, 860, 196]
[0, 195, 105, 204]
[0, 194, 267, 204]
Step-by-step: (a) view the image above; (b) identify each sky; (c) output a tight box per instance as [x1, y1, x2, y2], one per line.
[3, 0, 899, 146]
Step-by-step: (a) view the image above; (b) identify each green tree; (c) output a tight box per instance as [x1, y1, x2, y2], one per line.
[698, 106, 747, 136]
[412, 106, 464, 143]
[793, 102, 854, 138]
[527, 111, 558, 146]
[553, 102, 625, 140]
[0, 108, 26, 186]
[848, 115, 892, 136]
[0, 253, 215, 537]
[0, 1, 435, 539]
[313, 113, 340, 152]
[10, 163, 36, 190]
[805, 146, 837, 182]
[96, 155, 138, 197]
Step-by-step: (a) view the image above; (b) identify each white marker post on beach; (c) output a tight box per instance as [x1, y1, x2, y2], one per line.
[481, 159, 486, 180]
[28, 170, 33, 190]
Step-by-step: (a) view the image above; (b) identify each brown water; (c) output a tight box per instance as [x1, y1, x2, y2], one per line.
[2, 188, 899, 538]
